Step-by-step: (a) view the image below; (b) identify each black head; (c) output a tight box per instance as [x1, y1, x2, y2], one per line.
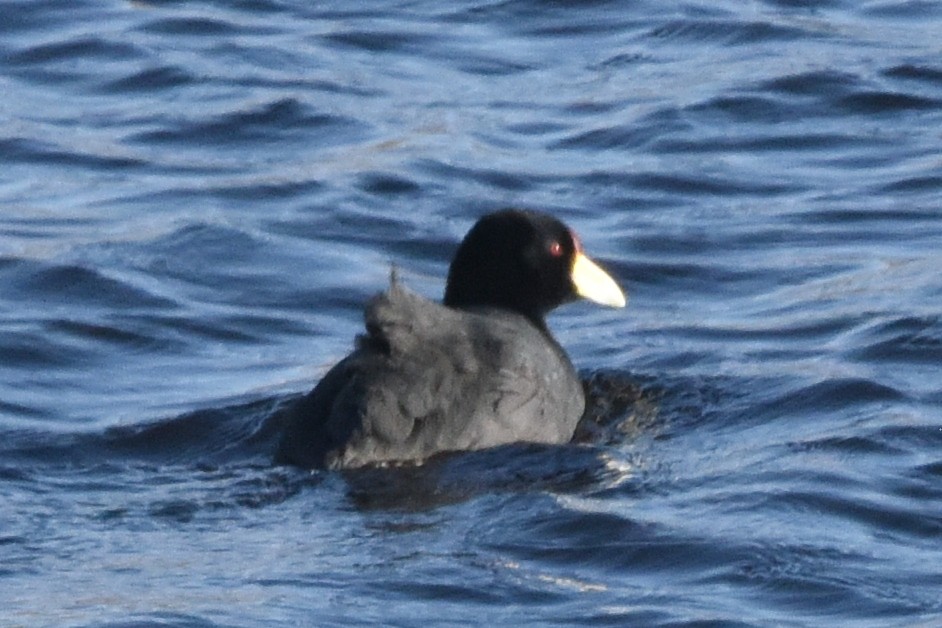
[443, 209, 624, 327]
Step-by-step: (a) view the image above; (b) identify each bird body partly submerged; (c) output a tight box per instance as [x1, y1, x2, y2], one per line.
[276, 280, 584, 469]
[275, 209, 625, 470]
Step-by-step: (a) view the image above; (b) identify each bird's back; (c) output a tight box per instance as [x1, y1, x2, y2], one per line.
[275, 281, 585, 469]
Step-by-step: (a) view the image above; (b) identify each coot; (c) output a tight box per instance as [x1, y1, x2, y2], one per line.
[275, 209, 625, 469]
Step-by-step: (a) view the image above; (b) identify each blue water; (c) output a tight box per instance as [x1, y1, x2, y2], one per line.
[2, 1, 941, 625]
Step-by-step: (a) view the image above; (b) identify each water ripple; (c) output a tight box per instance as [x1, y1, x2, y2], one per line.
[131, 98, 363, 146]
[6, 36, 142, 65]
[0, 138, 146, 170]
[851, 315, 942, 366]
[1, 258, 175, 311]
[648, 17, 811, 45]
[756, 378, 907, 420]
[100, 65, 195, 94]
[139, 16, 248, 36]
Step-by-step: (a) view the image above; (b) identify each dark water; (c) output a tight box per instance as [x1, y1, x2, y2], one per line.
[2, 0, 941, 625]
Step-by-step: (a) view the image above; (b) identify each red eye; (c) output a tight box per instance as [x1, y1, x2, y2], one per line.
[548, 241, 563, 257]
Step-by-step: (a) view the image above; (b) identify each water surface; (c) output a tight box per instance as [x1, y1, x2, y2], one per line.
[2, 1, 941, 626]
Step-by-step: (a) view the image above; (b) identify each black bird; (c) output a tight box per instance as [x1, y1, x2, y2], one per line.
[275, 209, 625, 469]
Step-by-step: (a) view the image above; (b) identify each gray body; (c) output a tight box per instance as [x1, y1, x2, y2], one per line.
[276, 281, 585, 469]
